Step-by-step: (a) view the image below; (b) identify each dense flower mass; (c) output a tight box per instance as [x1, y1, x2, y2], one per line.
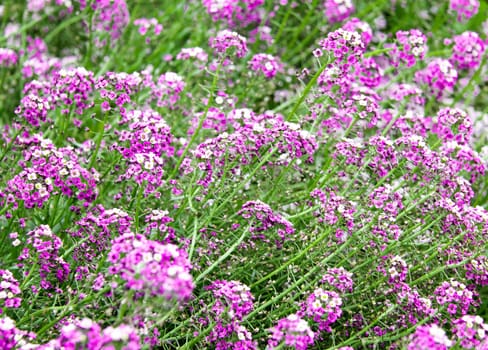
[300, 288, 343, 332]
[38, 318, 141, 349]
[107, 232, 194, 302]
[0, 48, 18, 67]
[324, 0, 355, 24]
[0, 1, 487, 349]
[0, 270, 21, 311]
[449, 0, 480, 21]
[391, 29, 428, 67]
[268, 314, 315, 350]
[209, 30, 248, 58]
[450, 31, 486, 70]
[406, 324, 453, 350]
[206, 280, 254, 321]
[248, 53, 282, 78]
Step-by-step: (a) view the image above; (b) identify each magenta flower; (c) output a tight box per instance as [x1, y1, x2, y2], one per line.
[0, 270, 22, 312]
[0, 48, 18, 67]
[300, 288, 343, 332]
[450, 31, 486, 70]
[206, 280, 254, 321]
[209, 30, 248, 58]
[406, 324, 452, 350]
[452, 315, 488, 349]
[248, 53, 282, 79]
[268, 314, 315, 350]
[324, 0, 355, 24]
[449, 0, 479, 21]
[108, 232, 194, 302]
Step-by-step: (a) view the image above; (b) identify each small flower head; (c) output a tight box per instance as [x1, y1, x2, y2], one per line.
[406, 324, 452, 350]
[268, 314, 315, 350]
[324, 0, 355, 24]
[450, 31, 486, 70]
[449, 0, 479, 21]
[209, 30, 248, 58]
[248, 53, 282, 79]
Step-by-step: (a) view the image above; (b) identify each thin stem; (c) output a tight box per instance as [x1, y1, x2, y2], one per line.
[169, 62, 222, 180]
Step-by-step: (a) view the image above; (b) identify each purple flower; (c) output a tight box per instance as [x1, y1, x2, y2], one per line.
[415, 59, 458, 99]
[300, 288, 343, 332]
[0, 270, 22, 312]
[406, 324, 452, 350]
[452, 315, 488, 349]
[209, 30, 248, 58]
[323, 0, 355, 24]
[107, 232, 194, 302]
[248, 53, 282, 79]
[450, 31, 486, 70]
[268, 314, 315, 350]
[0, 48, 18, 67]
[449, 0, 479, 21]
[206, 280, 254, 321]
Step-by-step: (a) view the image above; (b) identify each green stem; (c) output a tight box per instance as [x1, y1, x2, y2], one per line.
[89, 113, 107, 169]
[286, 59, 331, 121]
[0, 127, 23, 163]
[194, 226, 249, 283]
[134, 182, 144, 232]
[36, 286, 111, 336]
[169, 61, 222, 180]
[45, 12, 87, 43]
[250, 226, 333, 288]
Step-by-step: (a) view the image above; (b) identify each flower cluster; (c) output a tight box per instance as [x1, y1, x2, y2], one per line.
[433, 107, 473, 145]
[0, 48, 18, 67]
[342, 18, 373, 47]
[248, 53, 282, 79]
[153, 72, 186, 108]
[321, 267, 354, 293]
[310, 188, 356, 236]
[452, 315, 488, 349]
[238, 200, 295, 246]
[204, 280, 257, 349]
[434, 280, 476, 316]
[176, 47, 209, 63]
[268, 314, 315, 350]
[0, 270, 22, 311]
[378, 255, 408, 285]
[116, 108, 174, 194]
[15, 90, 52, 127]
[134, 18, 163, 37]
[202, 0, 264, 28]
[190, 112, 318, 187]
[91, 0, 130, 46]
[415, 59, 458, 99]
[144, 210, 176, 243]
[205, 322, 257, 350]
[393, 29, 427, 67]
[369, 185, 404, 217]
[18, 225, 70, 291]
[465, 256, 488, 287]
[4, 138, 99, 209]
[0, 317, 35, 350]
[319, 29, 365, 66]
[39, 318, 141, 349]
[450, 31, 486, 70]
[107, 232, 194, 302]
[68, 205, 133, 277]
[209, 30, 248, 58]
[406, 324, 453, 350]
[300, 288, 343, 332]
[449, 0, 480, 21]
[206, 280, 254, 320]
[323, 0, 355, 24]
